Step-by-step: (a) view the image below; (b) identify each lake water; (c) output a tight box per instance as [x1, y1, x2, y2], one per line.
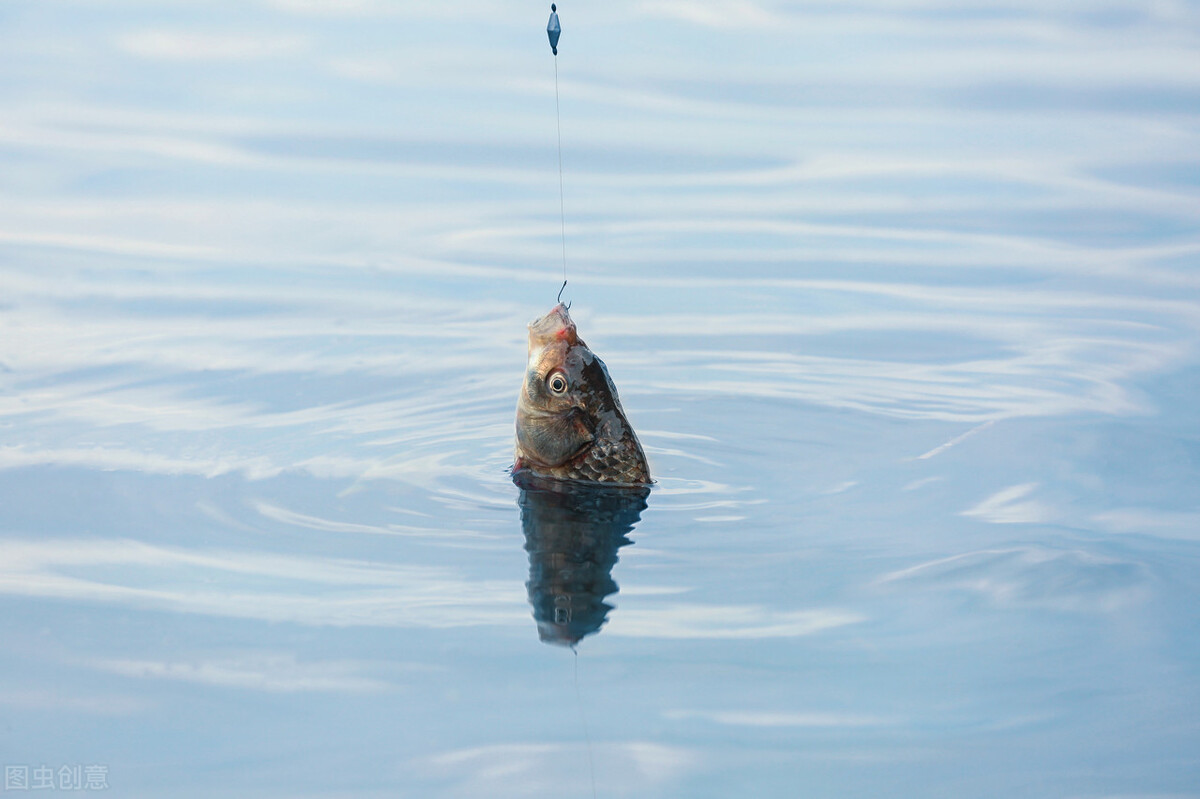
[2, 2, 1199, 797]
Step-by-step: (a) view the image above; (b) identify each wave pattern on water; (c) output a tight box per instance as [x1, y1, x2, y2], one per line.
[1, 2, 1199, 797]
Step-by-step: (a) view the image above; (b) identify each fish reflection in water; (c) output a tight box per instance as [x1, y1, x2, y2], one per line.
[515, 472, 650, 646]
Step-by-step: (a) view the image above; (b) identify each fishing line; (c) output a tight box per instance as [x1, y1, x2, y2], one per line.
[573, 646, 598, 799]
[555, 56, 567, 288]
[548, 4, 568, 301]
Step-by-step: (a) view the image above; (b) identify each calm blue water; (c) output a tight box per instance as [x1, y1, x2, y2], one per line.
[2, 2, 1200, 797]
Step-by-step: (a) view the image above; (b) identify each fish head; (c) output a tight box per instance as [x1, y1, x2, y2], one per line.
[515, 304, 597, 468]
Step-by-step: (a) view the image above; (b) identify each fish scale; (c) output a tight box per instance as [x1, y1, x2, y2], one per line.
[563, 428, 650, 485]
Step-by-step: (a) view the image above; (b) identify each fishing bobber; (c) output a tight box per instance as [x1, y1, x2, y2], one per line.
[547, 4, 561, 55]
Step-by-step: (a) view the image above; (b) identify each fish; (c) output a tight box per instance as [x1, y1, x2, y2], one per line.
[514, 304, 651, 484]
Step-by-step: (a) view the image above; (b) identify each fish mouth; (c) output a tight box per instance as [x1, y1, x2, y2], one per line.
[528, 304, 577, 349]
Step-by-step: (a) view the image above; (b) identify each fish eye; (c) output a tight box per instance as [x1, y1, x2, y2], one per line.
[547, 372, 569, 395]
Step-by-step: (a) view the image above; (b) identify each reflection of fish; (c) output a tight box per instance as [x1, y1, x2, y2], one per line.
[516, 471, 649, 646]
[514, 304, 650, 484]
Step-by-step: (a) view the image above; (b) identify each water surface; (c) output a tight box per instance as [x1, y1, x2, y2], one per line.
[2, 2, 1199, 797]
